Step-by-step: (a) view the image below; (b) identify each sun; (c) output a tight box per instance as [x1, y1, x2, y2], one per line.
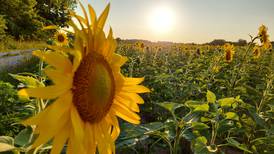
[149, 6, 175, 34]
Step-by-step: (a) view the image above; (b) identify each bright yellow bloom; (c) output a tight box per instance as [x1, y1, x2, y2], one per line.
[223, 43, 235, 62]
[212, 65, 221, 73]
[258, 25, 272, 50]
[253, 45, 261, 59]
[54, 31, 69, 46]
[18, 3, 149, 154]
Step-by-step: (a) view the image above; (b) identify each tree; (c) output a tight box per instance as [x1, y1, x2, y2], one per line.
[209, 39, 226, 46]
[0, 0, 42, 39]
[0, 0, 77, 40]
[35, 0, 77, 27]
[237, 39, 247, 46]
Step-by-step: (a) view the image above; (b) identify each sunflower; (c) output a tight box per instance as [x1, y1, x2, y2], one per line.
[223, 43, 235, 63]
[253, 45, 261, 59]
[18, 3, 149, 154]
[54, 31, 69, 46]
[258, 25, 272, 50]
[212, 65, 221, 73]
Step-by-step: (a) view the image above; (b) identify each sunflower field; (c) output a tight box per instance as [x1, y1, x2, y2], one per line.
[0, 2, 274, 154]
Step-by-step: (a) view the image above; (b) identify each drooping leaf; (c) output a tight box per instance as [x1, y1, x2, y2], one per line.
[206, 90, 216, 103]
[191, 122, 210, 130]
[10, 74, 44, 88]
[226, 138, 252, 153]
[14, 126, 33, 147]
[158, 102, 184, 114]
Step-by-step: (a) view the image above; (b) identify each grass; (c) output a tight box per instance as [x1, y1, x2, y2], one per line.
[0, 39, 47, 52]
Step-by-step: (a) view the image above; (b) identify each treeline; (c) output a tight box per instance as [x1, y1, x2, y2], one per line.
[0, 0, 76, 41]
[206, 39, 247, 46]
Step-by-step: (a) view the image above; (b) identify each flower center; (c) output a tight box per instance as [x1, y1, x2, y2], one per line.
[72, 52, 115, 123]
[57, 35, 65, 42]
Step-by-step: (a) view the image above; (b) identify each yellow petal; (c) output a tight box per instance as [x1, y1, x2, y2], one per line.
[72, 50, 82, 72]
[105, 112, 120, 140]
[88, 4, 97, 25]
[121, 85, 150, 93]
[97, 3, 110, 30]
[18, 85, 69, 99]
[117, 92, 144, 104]
[84, 123, 96, 154]
[70, 106, 85, 146]
[124, 77, 144, 85]
[94, 29, 106, 53]
[69, 127, 86, 154]
[111, 103, 140, 124]
[32, 110, 70, 148]
[94, 121, 114, 154]
[44, 68, 73, 86]
[23, 92, 72, 126]
[114, 95, 140, 112]
[66, 139, 73, 154]
[111, 54, 128, 67]
[79, 1, 90, 28]
[50, 124, 70, 154]
[33, 50, 72, 73]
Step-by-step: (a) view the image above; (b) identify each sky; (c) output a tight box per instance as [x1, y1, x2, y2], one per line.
[76, 0, 274, 43]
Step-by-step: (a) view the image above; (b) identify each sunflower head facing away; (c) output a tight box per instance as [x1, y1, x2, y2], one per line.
[223, 43, 235, 62]
[258, 25, 272, 50]
[18, 3, 149, 154]
[54, 31, 69, 46]
[253, 45, 261, 59]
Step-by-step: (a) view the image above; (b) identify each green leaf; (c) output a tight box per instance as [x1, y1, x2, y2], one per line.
[14, 127, 33, 147]
[158, 102, 184, 114]
[246, 106, 267, 128]
[194, 104, 209, 112]
[191, 122, 210, 130]
[201, 117, 210, 122]
[10, 74, 44, 88]
[0, 143, 15, 152]
[193, 136, 211, 154]
[207, 90, 216, 103]
[226, 138, 252, 153]
[186, 101, 209, 112]
[225, 112, 239, 121]
[218, 98, 236, 108]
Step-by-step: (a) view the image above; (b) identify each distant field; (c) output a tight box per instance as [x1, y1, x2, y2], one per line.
[0, 40, 273, 153]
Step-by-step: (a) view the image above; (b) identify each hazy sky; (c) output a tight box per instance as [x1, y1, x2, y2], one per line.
[76, 0, 274, 43]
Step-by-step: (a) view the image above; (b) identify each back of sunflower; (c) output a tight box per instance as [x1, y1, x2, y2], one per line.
[11, 2, 149, 154]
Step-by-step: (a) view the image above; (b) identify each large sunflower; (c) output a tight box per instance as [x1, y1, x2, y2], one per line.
[18, 3, 149, 154]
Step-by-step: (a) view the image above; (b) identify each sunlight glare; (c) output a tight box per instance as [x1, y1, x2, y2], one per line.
[148, 6, 175, 34]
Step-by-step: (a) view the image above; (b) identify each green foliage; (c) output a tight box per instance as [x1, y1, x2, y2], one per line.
[0, 81, 27, 137]
[0, 15, 7, 41]
[115, 40, 274, 153]
[36, 0, 77, 27]
[0, 0, 42, 39]
[0, 0, 76, 40]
